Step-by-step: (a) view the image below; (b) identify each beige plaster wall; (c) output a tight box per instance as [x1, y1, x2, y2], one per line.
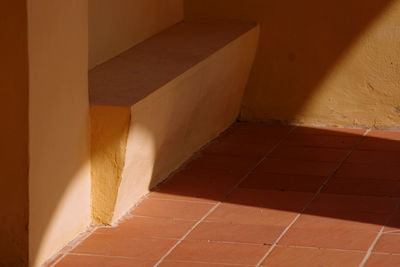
[28, 0, 91, 266]
[89, 0, 183, 69]
[113, 26, 260, 221]
[184, 0, 400, 128]
[0, 1, 29, 266]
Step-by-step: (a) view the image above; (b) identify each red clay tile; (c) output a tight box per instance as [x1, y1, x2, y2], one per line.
[323, 177, 400, 197]
[131, 198, 214, 221]
[279, 217, 379, 251]
[240, 172, 325, 193]
[165, 240, 268, 265]
[201, 140, 272, 157]
[282, 134, 361, 149]
[55, 254, 157, 267]
[220, 124, 292, 144]
[384, 212, 400, 233]
[347, 150, 400, 165]
[187, 221, 285, 244]
[166, 169, 244, 187]
[150, 184, 228, 203]
[358, 138, 400, 152]
[374, 233, 400, 254]
[160, 261, 241, 267]
[261, 246, 365, 267]
[335, 163, 400, 180]
[365, 253, 400, 267]
[225, 188, 313, 212]
[227, 123, 293, 135]
[256, 158, 338, 177]
[150, 169, 242, 202]
[305, 193, 398, 215]
[205, 203, 298, 227]
[184, 154, 259, 173]
[269, 146, 349, 162]
[367, 130, 400, 140]
[289, 213, 383, 234]
[71, 235, 176, 259]
[94, 216, 195, 240]
[294, 126, 366, 136]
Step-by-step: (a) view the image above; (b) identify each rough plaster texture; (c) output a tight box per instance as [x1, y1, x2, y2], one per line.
[0, 1, 29, 266]
[184, 0, 400, 128]
[90, 22, 260, 223]
[90, 106, 131, 224]
[28, 0, 91, 266]
[89, 0, 183, 69]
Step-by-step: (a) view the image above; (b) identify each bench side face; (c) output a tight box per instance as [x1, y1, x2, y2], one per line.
[112, 25, 260, 221]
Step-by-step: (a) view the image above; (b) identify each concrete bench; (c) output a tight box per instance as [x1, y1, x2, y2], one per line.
[89, 21, 259, 224]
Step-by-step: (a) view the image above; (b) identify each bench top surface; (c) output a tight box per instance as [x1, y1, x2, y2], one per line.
[89, 21, 256, 106]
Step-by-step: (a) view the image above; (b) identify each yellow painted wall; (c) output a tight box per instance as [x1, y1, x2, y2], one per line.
[0, 1, 29, 266]
[89, 0, 183, 69]
[184, 0, 400, 128]
[28, 0, 91, 266]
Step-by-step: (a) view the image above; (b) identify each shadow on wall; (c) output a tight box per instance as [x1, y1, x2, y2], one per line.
[38, 1, 399, 265]
[184, 0, 400, 126]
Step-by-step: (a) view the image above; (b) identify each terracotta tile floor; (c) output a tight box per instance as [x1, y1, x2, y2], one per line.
[50, 123, 400, 267]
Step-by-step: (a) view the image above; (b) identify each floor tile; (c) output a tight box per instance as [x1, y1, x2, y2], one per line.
[55, 254, 157, 267]
[269, 146, 349, 162]
[187, 221, 284, 244]
[131, 198, 214, 220]
[94, 216, 195, 239]
[205, 202, 298, 227]
[150, 183, 229, 203]
[294, 126, 365, 136]
[282, 134, 360, 149]
[165, 169, 244, 187]
[305, 193, 398, 215]
[365, 253, 400, 267]
[335, 163, 400, 180]
[240, 172, 325, 193]
[165, 240, 268, 265]
[201, 140, 272, 157]
[261, 246, 365, 267]
[150, 169, 242, 203]
[323, 177, 400, 197]
[46, 124, 400, 267]
[256, 158, 338, 177]
[279, 221, 379, 251]
[346, 150, 400, 165]
[224, 188, 314, 213]
[358, 138, 400, 152]
[220, 124, 292, 145]
[384, 212, 400, 233]
[203, 189, 312, 228]
[71, 235, 176, 259]
[184, 154, 259, 174]
[367, 130, 400, 140]
[373, 233, 400, 254]
[160, 261, 244, 267]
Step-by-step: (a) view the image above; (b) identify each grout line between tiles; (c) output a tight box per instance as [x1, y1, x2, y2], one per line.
[154, 126, 298, 266]
[255, 129, 371, 267]
[280, 244, 367, 253]
[359, 200, 400, 267]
